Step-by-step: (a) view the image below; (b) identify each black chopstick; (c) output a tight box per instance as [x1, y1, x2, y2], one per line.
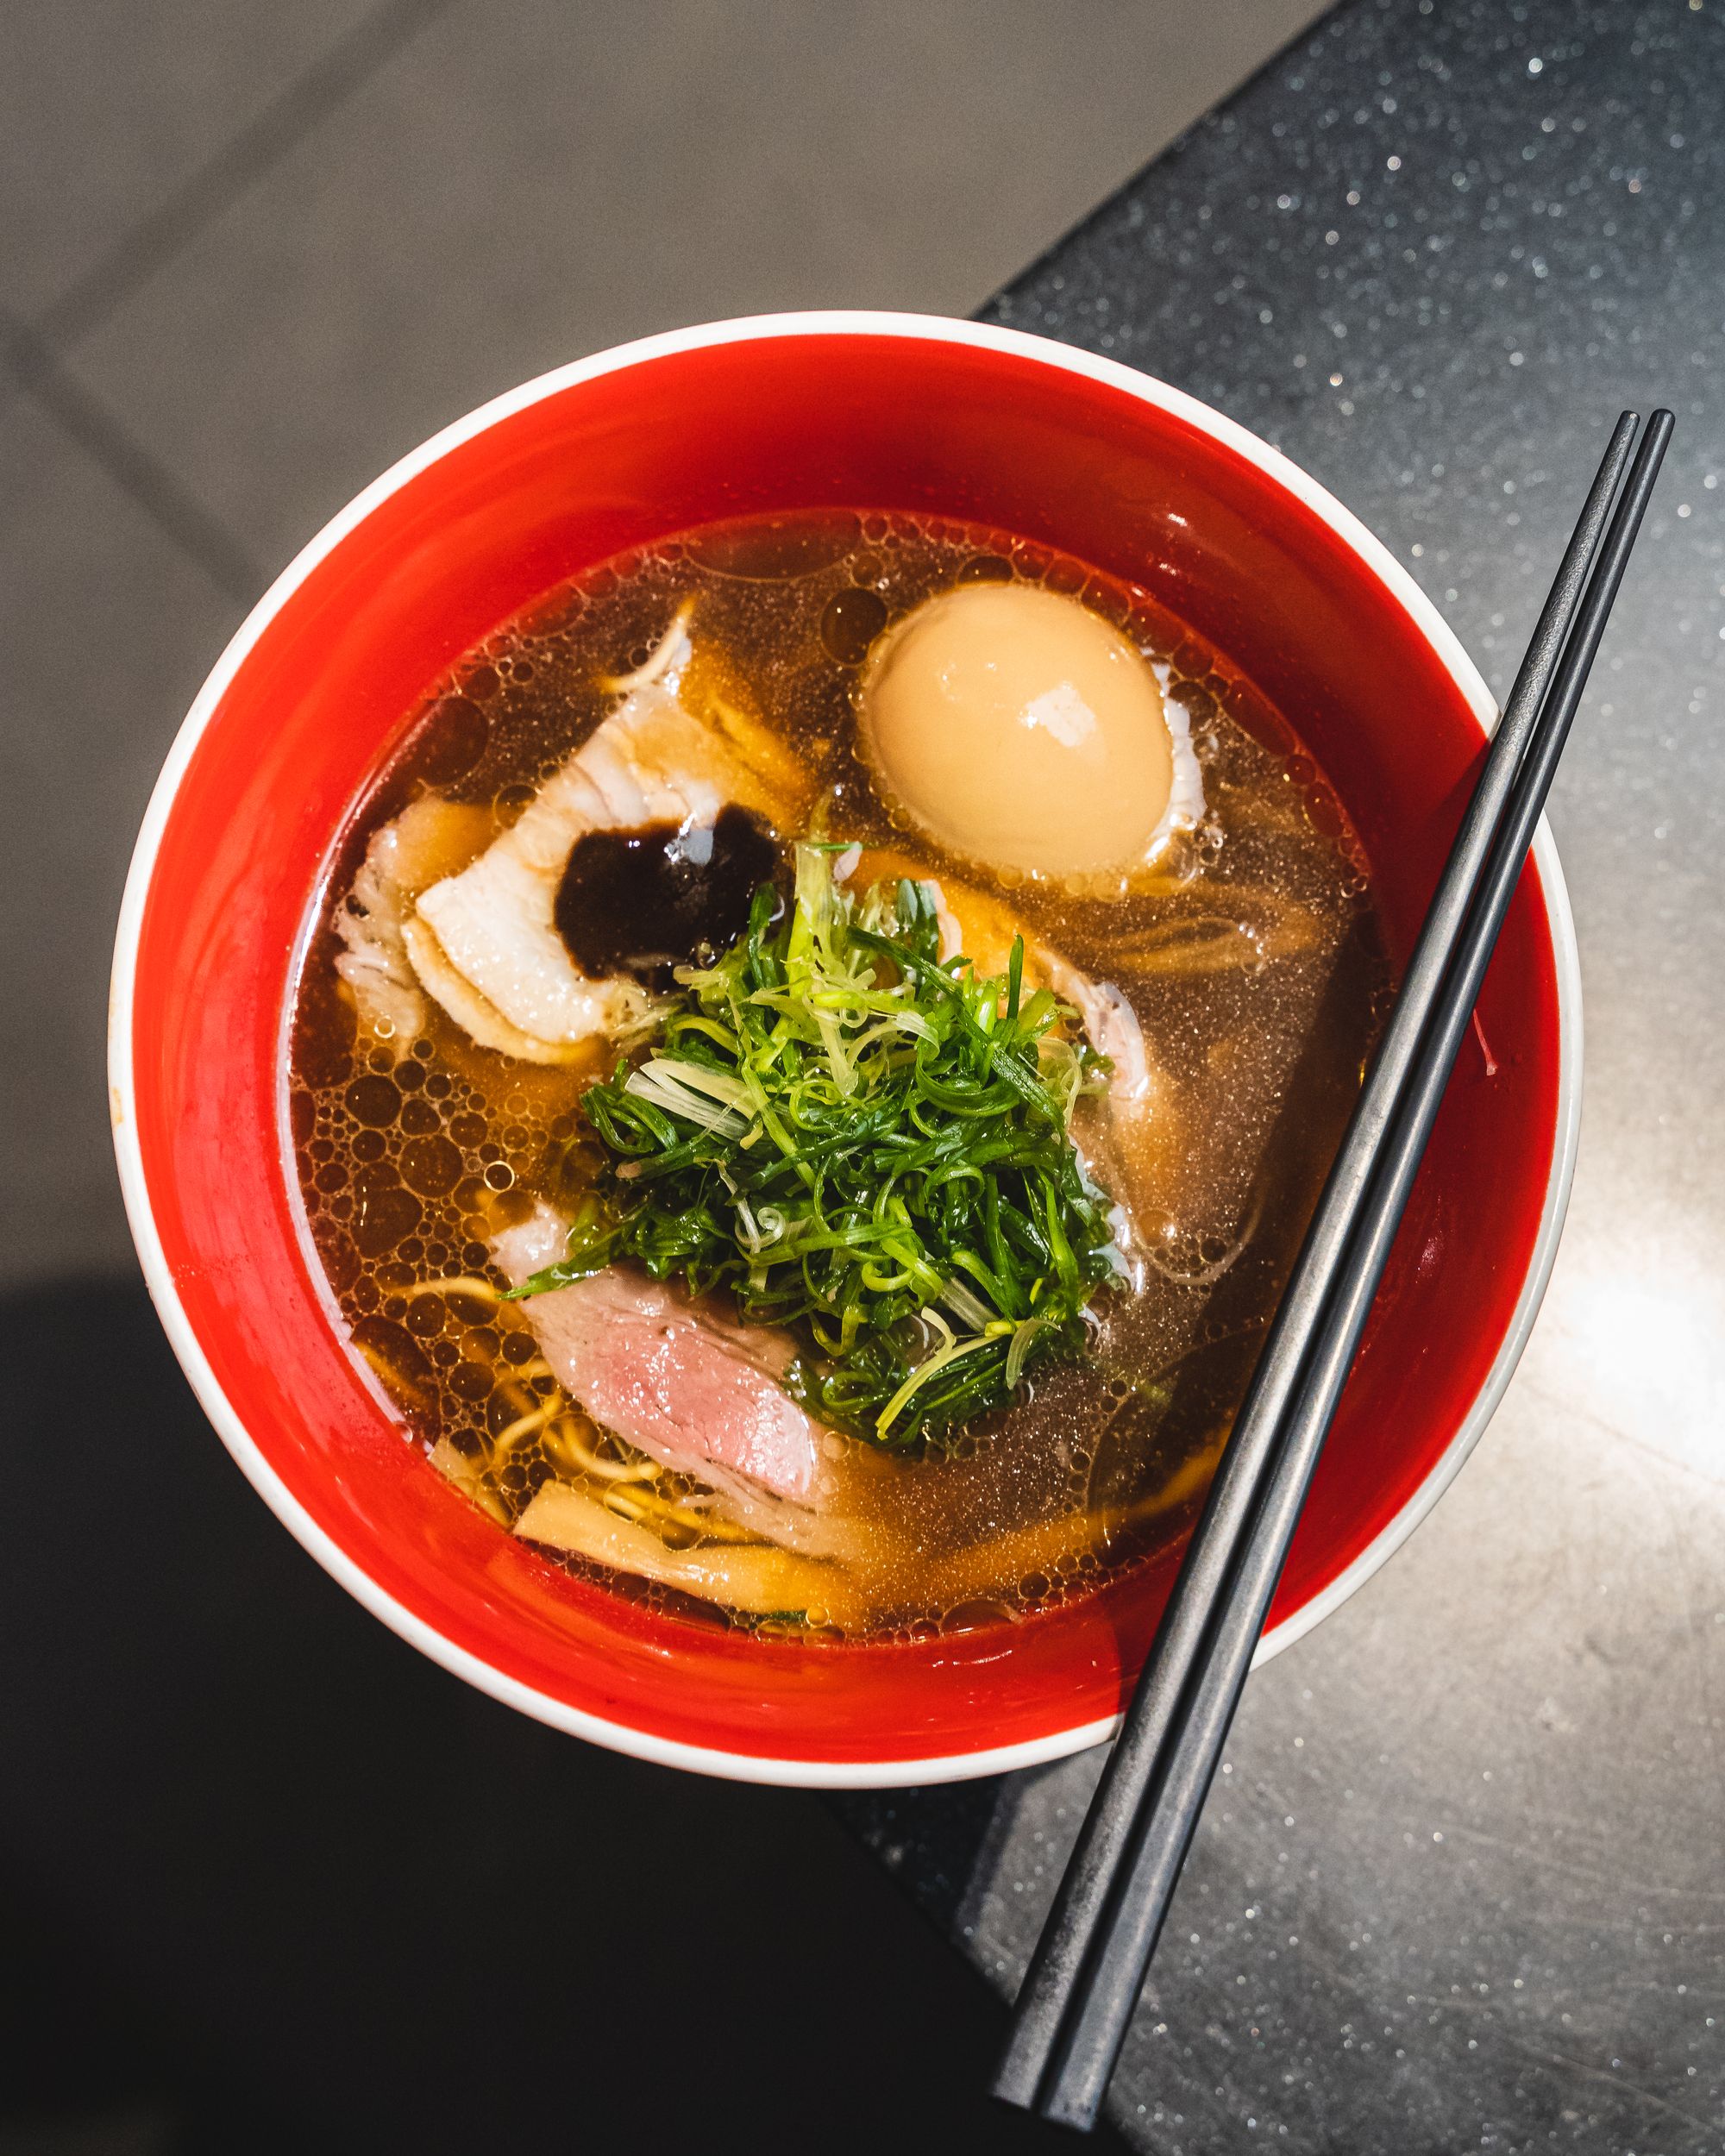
[995, 407, 1672, 2130]
[994, 405, 1639, 2114]
[1026, 404, 1678, 2129]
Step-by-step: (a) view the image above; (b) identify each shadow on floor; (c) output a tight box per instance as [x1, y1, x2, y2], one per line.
[0, 1275, 1120, 2153]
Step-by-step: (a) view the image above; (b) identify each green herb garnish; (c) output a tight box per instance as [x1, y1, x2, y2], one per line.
[512, 843, 1125, 1445]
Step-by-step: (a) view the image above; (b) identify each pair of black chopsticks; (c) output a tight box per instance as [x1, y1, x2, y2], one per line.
[995, 407, 1673, 2133]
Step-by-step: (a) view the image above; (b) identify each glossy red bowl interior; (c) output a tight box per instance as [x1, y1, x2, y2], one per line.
[112, 316, 1571, 1784]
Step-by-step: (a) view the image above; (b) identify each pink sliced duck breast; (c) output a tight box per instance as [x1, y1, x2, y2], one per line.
[491, 1206, 846, 1551]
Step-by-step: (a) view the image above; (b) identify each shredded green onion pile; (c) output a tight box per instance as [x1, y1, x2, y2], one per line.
[511, 843, 1125, 1444]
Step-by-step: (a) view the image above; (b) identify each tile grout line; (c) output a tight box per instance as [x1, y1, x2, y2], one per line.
[32, 0, 462, 353]
[2, 0, 462, 610]
[3, 310, 262, 604]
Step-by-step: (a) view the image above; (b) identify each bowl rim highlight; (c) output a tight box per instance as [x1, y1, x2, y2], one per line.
[109, 310, 1581, 1787]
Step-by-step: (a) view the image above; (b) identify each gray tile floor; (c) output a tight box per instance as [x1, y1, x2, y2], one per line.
[0, 0, 1325, 1289]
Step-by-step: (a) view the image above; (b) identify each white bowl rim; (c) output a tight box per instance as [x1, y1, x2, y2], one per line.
[109, 308, 1581, 1789]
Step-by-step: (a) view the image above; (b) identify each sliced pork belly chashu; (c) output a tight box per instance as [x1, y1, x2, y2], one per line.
[411, 629, 808, 1062]
[335, 608, 810, 1065]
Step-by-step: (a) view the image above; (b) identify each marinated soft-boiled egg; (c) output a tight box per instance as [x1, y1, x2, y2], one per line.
[858, 582, 1203, 881]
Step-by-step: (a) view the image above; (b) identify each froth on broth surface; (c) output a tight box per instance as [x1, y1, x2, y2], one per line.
[290, 510, 1389, 1642]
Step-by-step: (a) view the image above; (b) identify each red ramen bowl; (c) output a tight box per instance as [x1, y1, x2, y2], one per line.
[110, 314, 1578, 1786]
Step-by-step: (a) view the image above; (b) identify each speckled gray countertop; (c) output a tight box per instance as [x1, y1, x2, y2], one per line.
[836, 3, 1725, 2148]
